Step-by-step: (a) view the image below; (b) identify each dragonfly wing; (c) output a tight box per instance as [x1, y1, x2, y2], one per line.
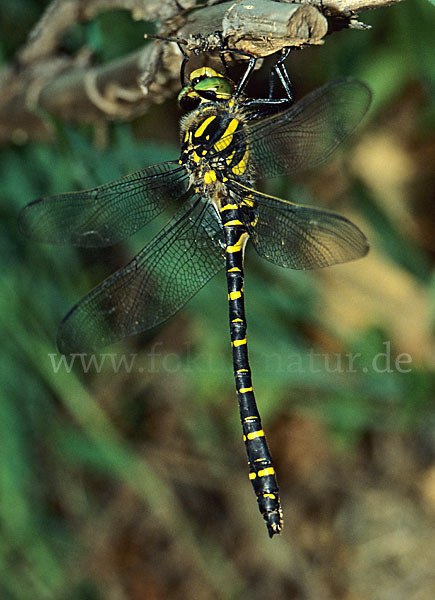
[57, 195, 225, 353]
[246, 78, 372, 179]
[231, 182, 369, 269]
[19, 161, 189, 247]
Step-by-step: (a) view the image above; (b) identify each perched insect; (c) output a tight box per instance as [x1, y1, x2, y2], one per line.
[19, 66, 371, 537]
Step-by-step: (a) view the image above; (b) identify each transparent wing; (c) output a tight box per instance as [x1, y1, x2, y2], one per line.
[57, 195, 225, 353]
[201, 78, 370, 180]
[19, 161, 189, 247]
[231, 182, 369, 269]
[247, 78, 371, 179]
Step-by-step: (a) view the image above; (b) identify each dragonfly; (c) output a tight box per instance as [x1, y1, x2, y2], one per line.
[19, 65, 371, 537]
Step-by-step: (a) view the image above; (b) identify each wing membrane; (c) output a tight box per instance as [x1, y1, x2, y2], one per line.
[247, 78, 371, 179]
[57, 195, 225, 353]
[231, 182, 369, 269]
[19, 161, 189, 247]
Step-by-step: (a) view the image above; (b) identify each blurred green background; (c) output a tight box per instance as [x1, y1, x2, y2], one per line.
[1, 1, 435, 599]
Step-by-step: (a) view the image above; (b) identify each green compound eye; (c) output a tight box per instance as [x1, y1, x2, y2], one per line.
[194, 76, 234, 99]
[178, 74, 235, 111]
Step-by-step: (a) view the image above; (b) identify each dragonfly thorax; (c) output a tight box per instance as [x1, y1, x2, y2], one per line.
[179, 101, 252, 196]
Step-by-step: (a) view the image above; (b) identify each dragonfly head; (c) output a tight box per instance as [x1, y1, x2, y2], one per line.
[178, 67, 235, 111]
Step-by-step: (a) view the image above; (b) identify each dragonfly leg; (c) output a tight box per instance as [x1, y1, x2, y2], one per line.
[271, 47, 293, 103]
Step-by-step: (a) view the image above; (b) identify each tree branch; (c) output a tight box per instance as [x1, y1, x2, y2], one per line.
[0, 0, 405, 145]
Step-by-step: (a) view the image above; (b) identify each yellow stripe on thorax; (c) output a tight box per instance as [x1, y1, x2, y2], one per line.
[194, 115, 216, 138]
[232, 147, 249, 175]
[226, 150, 236, 166]
[214, 118, 239, 152]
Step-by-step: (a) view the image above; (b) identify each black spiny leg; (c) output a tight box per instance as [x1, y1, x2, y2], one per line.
[177, 41, 190, 86]
[232, 56, 258, 100]
[220, 201, 283, 537]
[228, 48, 294, 118]
[269, 47, 293, 103]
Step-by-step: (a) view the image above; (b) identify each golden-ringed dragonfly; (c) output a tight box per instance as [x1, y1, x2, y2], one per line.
[19, 66, 371, 537]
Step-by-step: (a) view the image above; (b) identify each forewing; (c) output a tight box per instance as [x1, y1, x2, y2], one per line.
[19, 161, 189, 247]
[245, 78, 371, 179]
[57, 195, 225, 353]
[231, 182, 369, 269]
